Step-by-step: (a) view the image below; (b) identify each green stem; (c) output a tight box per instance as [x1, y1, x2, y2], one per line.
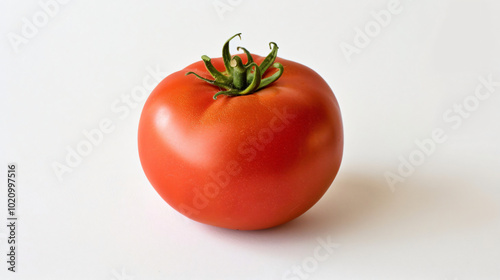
[222, 33, 241, 75]
[259, 42, 279, 75]
[186, 33, 284, 100]
[230, 56, 247, 90]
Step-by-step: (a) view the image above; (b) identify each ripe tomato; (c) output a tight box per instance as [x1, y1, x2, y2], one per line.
[138, 34, 343, 230]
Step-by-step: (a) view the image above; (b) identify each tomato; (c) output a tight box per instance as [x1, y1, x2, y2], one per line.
[138, 34, 343, 230]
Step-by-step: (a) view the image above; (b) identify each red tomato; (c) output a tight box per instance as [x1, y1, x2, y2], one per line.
[138, 34, 343, 230]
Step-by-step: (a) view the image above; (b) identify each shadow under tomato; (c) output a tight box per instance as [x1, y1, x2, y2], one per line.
[200, 166, 499, 252]
[198, 169, 393, 242]
[268, 170, 395, 235]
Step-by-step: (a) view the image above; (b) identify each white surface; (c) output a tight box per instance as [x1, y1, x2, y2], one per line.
[1, 0, 500, 279]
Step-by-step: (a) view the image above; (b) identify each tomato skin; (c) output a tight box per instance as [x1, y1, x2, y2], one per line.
[138, 54, 343, 230]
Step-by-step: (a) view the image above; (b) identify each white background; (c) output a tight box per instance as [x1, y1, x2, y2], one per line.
[1, 0, 500, 279]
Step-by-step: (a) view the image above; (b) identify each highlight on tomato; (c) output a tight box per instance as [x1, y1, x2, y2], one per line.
[138, 34, 343, 230]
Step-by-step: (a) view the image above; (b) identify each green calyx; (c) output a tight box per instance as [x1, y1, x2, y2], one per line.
[186, 33, 284, 100]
